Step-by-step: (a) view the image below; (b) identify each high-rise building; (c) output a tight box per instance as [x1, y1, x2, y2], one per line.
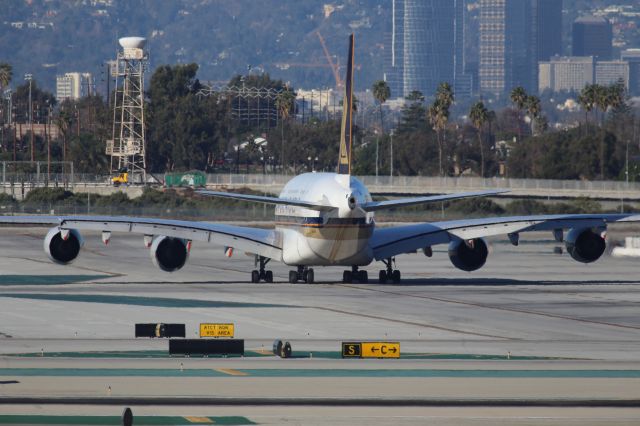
[385, 0, 469, 99]
[56, 72, 93, 101]
[538, 56, 595, 93]
[595, 61, 629, 88]
[383, 0, 404, 99]
[621, 49, 640, 96]
[479, 0, 537, 96]
[572, 16, 612, 60]
[535, 0, 563, 61]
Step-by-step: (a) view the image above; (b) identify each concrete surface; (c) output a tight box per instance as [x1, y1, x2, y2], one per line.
[0, 226, 639, 424]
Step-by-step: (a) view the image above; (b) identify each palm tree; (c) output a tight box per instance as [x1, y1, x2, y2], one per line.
[470, 101, 489, 178]
[526, 95, 542, 135]
[428, 82, 454, 176]
[276, 88, 295, 173]
[372, 80, 390, 177]
[0, 63, 12, 90]
[578, 84, 597, 125]
[593, 84, 609, 126]
[510, 86, 528, 141]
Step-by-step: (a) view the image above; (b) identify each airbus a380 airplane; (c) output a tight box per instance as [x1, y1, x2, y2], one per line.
[2, 35, 639, 284]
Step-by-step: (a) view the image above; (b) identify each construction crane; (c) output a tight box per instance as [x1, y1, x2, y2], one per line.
[316, 31, 343, 89]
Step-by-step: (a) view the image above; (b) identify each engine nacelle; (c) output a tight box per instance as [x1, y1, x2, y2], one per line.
[448, 238, 488, 272]
[44, 227, 84, 265]
[565, 228, 606, 264]
[150, 236, 189, 272]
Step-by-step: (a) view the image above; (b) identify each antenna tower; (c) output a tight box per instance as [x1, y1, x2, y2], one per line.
[106, 37, 148, 182]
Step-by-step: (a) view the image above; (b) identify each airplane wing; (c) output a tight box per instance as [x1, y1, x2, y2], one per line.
[359, 190, 508, 212]
[197, 191, 335, 212]
[370, 214, 640, 260]
[0, 215, 283, 260]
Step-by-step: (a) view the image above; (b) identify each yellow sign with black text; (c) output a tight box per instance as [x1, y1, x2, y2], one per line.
[199, 323, 234, 338]
[341, 342, 400, 358]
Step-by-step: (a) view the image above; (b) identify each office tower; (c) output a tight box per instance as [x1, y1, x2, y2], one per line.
[402, 0, 456, 98]
[479, 0, 537, 96]
[56, 72, 93, 101]
[454, 0, 472, 97]
[621, 49, 640, 96]
[538, 56, 595, 93]
[536, 0, 563, 61]
[595, 61, 629, 88]
[383, 0, 404, 99]
[572, 16, 612, 60]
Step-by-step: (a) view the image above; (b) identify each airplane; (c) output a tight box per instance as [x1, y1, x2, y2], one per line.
[1, 34, 639, 284]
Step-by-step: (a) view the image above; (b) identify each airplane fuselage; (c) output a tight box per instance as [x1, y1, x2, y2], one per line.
[275, 172, 375, 266]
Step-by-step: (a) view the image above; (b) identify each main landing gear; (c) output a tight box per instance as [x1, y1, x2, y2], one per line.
[379, 258, 401, 284]
[289, 266, 315, 284]
[251, 256, 274, 283]
[342, 266, 368, 283]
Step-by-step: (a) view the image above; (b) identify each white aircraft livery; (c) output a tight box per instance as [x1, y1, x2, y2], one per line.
[3, 34, 639, 284]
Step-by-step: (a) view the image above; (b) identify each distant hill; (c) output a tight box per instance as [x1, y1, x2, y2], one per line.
[1, 0, 387, 93]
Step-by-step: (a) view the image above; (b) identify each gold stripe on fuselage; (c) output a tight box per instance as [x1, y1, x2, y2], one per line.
[276, 222, 373, 240]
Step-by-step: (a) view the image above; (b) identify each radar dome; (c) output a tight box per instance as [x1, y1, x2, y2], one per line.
[119, 37, 146, 49]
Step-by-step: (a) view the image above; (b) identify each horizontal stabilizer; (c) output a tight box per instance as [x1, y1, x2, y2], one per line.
[197, 191, 335, 211]
[360, 190, 508, 212]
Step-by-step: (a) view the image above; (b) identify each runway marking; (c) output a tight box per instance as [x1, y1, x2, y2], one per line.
[0, 293, 294, 309]
[216, 368, 249, 376]
[341, 285, 640, 332]
[185, 417, 214, 423]
[2, 368, 638, 378]
[308, 306, 513, 340]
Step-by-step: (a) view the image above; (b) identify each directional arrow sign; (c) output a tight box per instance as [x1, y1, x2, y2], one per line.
[361, 342, 400, 358]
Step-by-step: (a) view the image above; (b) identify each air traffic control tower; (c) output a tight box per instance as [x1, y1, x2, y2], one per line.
[106, 36, 148, 183]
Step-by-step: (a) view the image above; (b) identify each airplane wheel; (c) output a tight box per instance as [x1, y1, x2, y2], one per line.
[379, 270, 387, 283]
[392, 270, 401, 284]
[251, 270, 260, 283]
[289, 271, 298, 284]
[358, 270, 368, 283]
[306, 268, 315, 284]
[265, 270, 273, 283]
[342, 270, 352, 283]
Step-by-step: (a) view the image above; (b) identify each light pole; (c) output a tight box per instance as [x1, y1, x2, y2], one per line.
[389, 129, 394, 179]
[24, 73, 33, 162]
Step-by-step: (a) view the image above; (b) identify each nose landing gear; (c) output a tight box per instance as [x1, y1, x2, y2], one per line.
[251, 256, 274, 283]
[342, 266, 368, 284]
[289, 266, 315, 284]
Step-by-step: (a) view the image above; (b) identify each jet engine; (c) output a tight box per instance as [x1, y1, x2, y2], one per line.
[565, 228, 606, 264]
[150, 236, 189, 272]
[448, 238, 488, 272]
[44, 227, 84, 265]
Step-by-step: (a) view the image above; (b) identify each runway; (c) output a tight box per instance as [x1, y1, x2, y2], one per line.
[0, 226, 639, 425]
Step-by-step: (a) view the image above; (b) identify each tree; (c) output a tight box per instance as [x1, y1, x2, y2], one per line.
[526, 95, 542, 135]
[510, 86, 528, 141]
[427, 82, 454, 176]
[275, 88, 295, 172]
[372, 80, 390, 176]
[577, 84, 596, 125]
[0, 63, 12, 90]
[470, 101, 489, 178]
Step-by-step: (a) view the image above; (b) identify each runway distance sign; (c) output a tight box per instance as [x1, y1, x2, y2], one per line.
[200, 323, 234, 338]
[341, 342, 400, 358]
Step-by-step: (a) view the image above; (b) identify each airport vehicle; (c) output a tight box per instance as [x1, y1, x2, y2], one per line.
[1, 35, 639, 284]
[111, 168, 128, 186]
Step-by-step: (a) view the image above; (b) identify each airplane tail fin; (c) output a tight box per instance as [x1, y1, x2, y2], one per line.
[338, 34, 355, 175]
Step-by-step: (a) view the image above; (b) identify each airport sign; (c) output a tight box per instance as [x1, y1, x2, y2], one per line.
[200, 323, 234, 338]
[341, 341, 400, 358]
